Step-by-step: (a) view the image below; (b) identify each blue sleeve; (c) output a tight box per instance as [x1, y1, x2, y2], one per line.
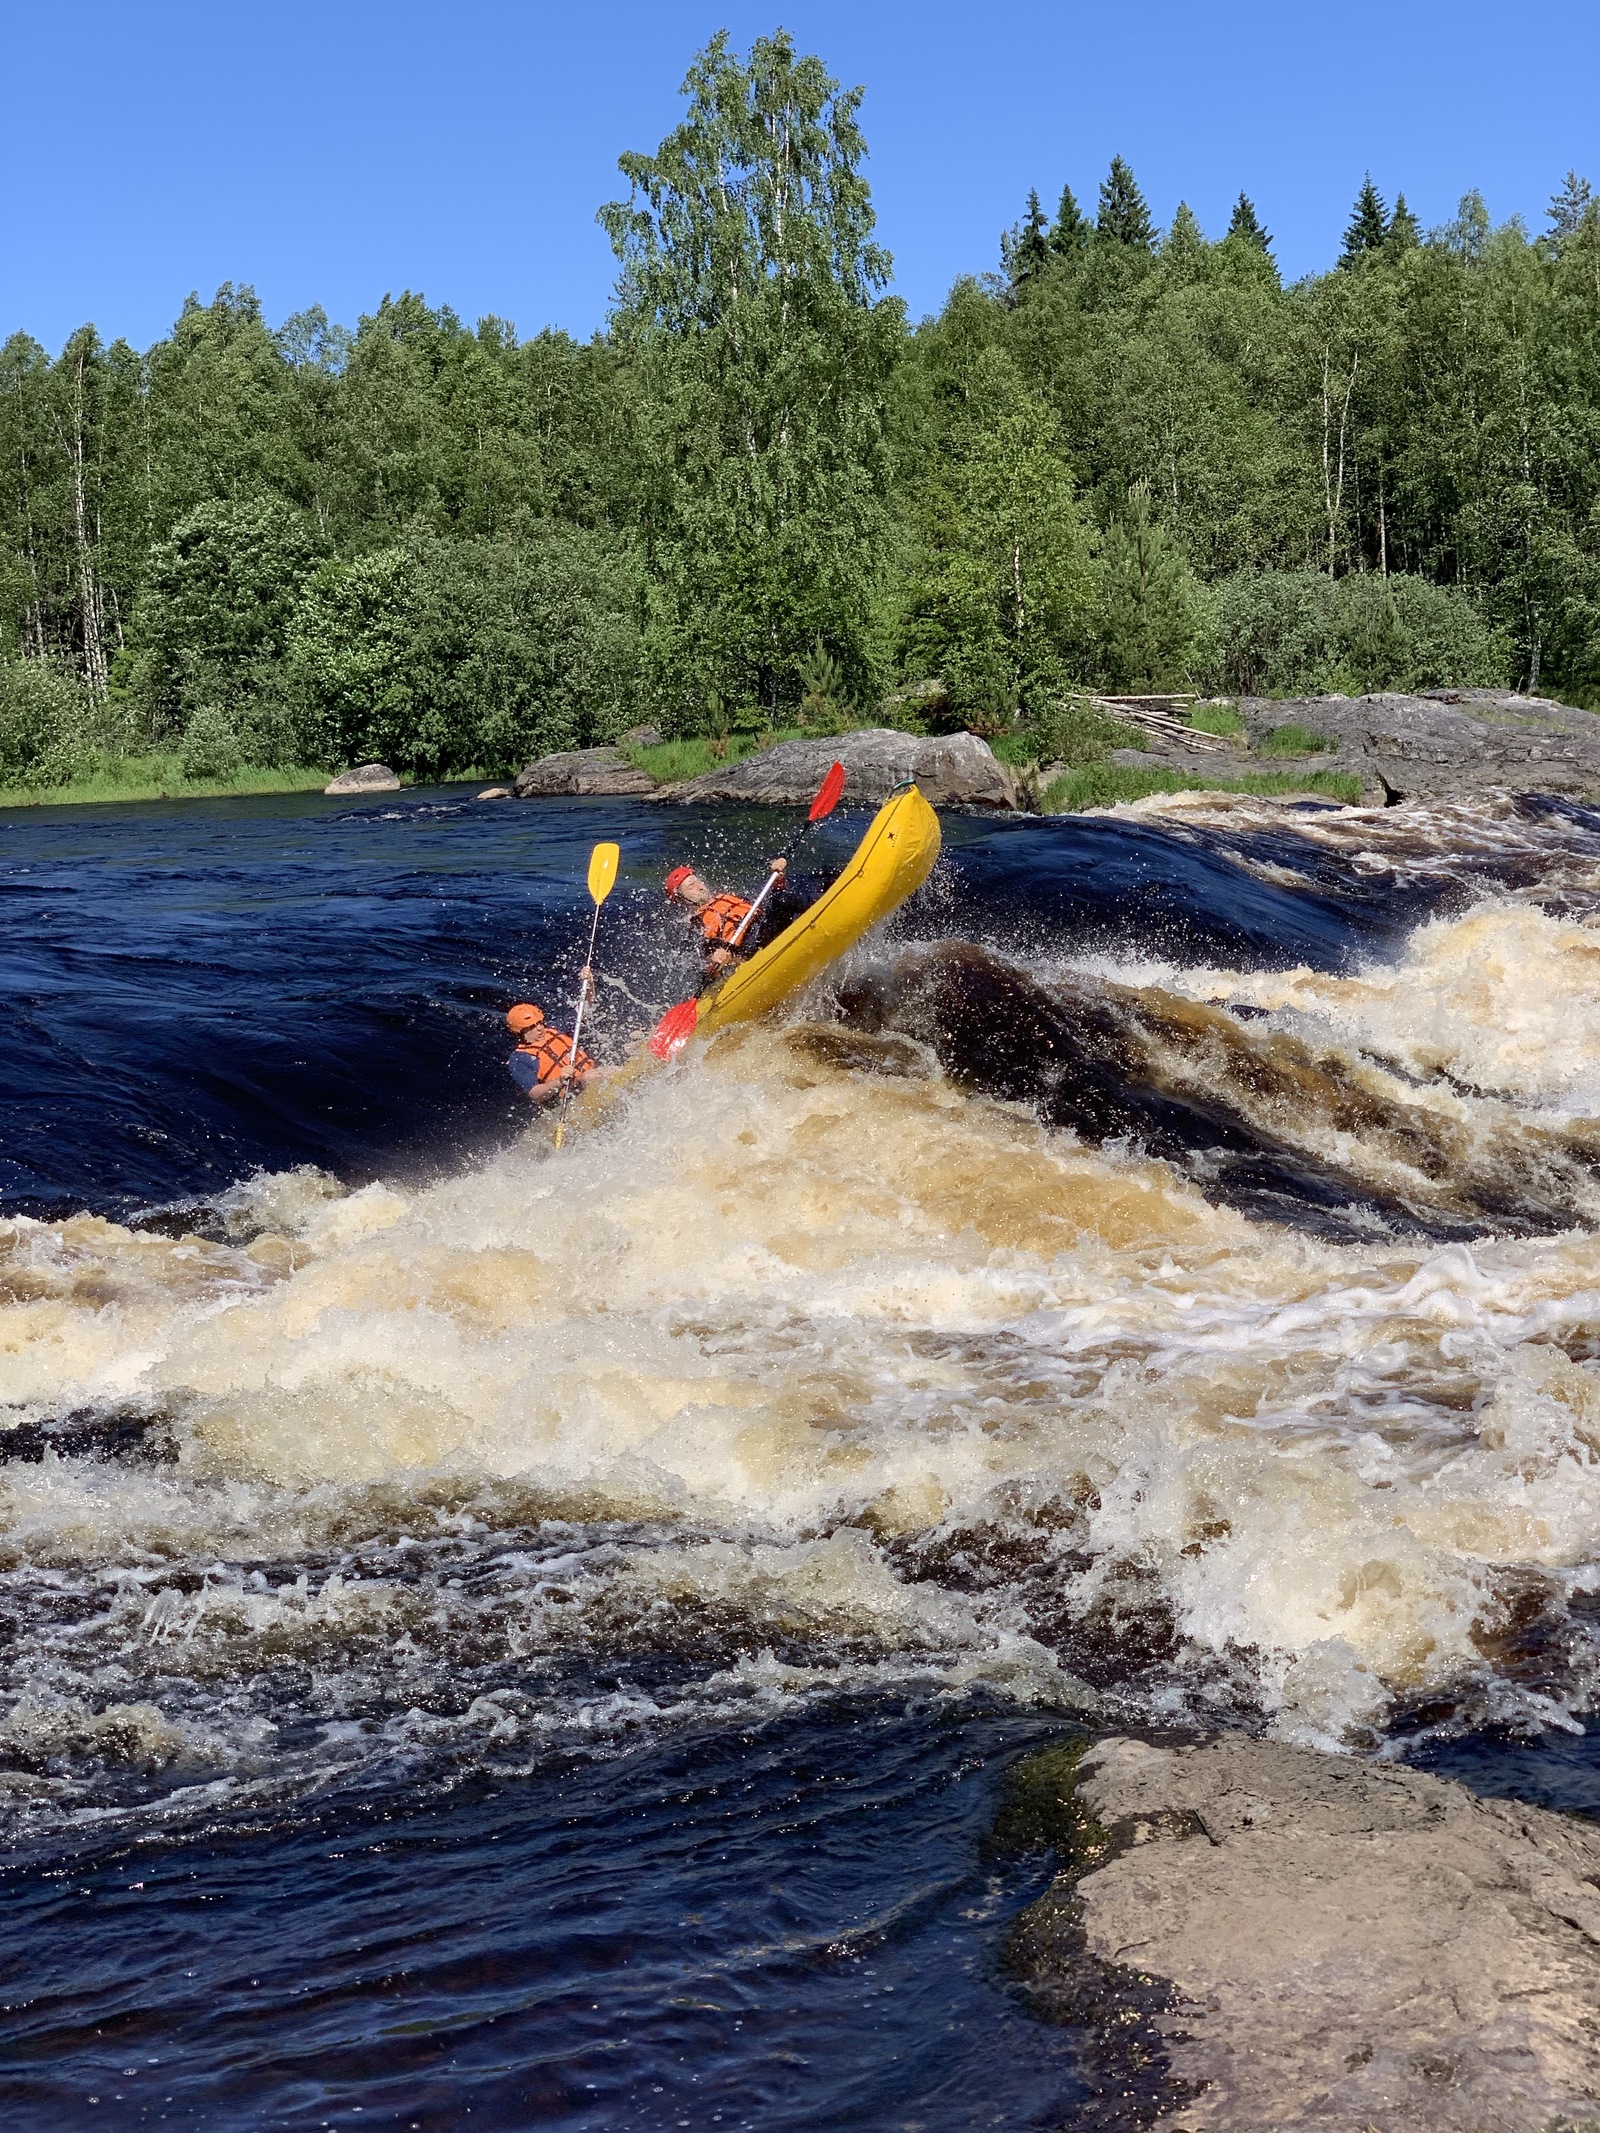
[506, 1050, 543, 1094]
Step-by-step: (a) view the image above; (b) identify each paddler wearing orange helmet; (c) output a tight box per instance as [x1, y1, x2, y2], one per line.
[664, 856, 789, 976]
[504, 970, 607, 1103]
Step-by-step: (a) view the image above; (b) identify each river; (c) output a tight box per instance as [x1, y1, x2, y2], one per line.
[3, 783, 1600, 2127]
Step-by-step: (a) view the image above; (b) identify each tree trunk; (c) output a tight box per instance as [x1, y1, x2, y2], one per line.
[66, 345, 108, 696]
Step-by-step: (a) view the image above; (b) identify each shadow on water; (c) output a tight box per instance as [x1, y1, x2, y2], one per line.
[0, 1702, 1185, 2133]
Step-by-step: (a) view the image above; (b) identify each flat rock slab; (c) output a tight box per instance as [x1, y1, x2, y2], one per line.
[1234, 691, 1600, 803]
[1024, 1733, 1600, 2130]
[669, 727, 1018, 810]
[324, 762, 400, 794]
[512, 747, 657, 797]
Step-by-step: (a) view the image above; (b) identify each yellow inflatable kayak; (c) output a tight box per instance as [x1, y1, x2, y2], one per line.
[687, 781, 942, 1045]
[575, 783, 941, 1124]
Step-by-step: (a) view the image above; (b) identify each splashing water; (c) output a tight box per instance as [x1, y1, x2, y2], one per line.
[5, 783, 1600, 2124]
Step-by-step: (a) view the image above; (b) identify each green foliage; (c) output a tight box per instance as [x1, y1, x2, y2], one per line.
[176, 704, 245, 780]
[1341, 175, 1390, 264]
[796, 638, 855, 732]
[1025, 694, 1142, 764]
[1097, 157, 1154, 249]
[601, 31, 903, 725]
[1260, 721, 1335, 756]
[1043, 762, 1363, 810]
[0, 757, 326, 809]
[1049, 185, 1088, 258]
[290, 529, 643, 778]
[1188, 701, 1244, 734]
[0, 658, 105, 784]
[622, 732, 787, 782]
[1096, 482, 1201, 688]
[1005, 189, 1051, 287]
[1198, 571, 1512, 696]
[900, 335, 1094, 728]
[0, 33, 1596, 795]
[1548, 172, 1594, 240]
[1227, 193, 1272, 254]
[118, 497, 324, 748]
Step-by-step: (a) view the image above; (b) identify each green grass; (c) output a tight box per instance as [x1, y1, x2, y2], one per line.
[1042, 763, 1364, 812]
[0, 757, 335, 810]
[622, 729, 808, 782]
[1188, 702, 1245, 736]
[1260, 721, 1337, 756]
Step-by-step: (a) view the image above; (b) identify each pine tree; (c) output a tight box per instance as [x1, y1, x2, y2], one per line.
[1340, 175, 1389, 265]
[1161, 202, 1207, 274]
[1387, 193, 1420, 249]
[1549, 171, 1595, 239]
[1097, 157, 1154, 249]
[1010, 188, 1051, 286]
[1226, 192, 1272, 254]
[1049, 183, 1088, 256]
[1097, 481, 1197, 689]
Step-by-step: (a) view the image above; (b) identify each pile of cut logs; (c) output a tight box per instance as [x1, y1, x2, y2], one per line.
[1089, 693, 1236, 755]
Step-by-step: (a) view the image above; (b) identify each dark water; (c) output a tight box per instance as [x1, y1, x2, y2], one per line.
[5, 782, 1600, 2129]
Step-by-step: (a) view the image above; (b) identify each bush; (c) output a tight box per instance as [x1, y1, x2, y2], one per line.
[1198, 570, 1512, 696]
[177, 705, 245, 781]
[290, 528, 645, 779]
[0, 659, 106, 786]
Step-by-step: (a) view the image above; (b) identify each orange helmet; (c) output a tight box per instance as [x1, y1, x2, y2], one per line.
[664, 865, 694, 898]
[506, 1002, 545, 1035]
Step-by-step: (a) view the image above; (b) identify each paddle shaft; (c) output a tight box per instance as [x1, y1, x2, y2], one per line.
[727, 817, 823, 948]
[554, 892, 606, 1146]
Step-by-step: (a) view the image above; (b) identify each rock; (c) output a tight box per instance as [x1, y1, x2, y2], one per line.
[618, 724, 664, 749]
[324, 762, 400, 795]
[512, 747, 657, 798]
[475, 786, 512, 801]
[669, 727, 1019, 810]
[1016, 1732, 1600, 2130]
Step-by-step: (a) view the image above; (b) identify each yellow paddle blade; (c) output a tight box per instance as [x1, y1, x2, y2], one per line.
[587, 842, 620, 904]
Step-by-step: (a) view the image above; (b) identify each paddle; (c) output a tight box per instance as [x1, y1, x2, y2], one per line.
[646, 762, 847, 1063]
[648, 995, 700, 1060]
[726, 759, 846, 949]
[554, 840, 619, 1147]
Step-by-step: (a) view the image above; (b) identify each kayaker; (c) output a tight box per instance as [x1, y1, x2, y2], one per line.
[504, 978, 604, 1102]
[664, 858, 788, 976]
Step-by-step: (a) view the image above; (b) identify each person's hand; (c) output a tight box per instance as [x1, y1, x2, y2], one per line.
[580, 964, 596, 996]
[767, 855, 788, 878]
[707, 946, 734, 972]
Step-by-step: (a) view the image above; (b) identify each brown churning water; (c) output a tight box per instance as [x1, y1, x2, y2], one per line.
[7, 792, 1600, 1832]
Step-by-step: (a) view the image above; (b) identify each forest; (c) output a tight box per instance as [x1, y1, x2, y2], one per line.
[2, 29, 1598, 793]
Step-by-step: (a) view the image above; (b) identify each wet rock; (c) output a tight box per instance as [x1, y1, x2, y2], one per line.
[1016, 1732, 1600, 2131]
[512, 747, 657, 798]
[475, 785, 512, 801]
[670, 727, 1019, 810]
[324, 762, 400, 794]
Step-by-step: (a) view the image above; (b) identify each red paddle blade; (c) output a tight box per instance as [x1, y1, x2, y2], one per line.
[648, 997, 700, 1060]
[808, 760, 846, 823]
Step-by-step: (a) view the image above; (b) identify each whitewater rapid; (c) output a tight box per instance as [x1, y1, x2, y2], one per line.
[6, 877, 1600, 1838]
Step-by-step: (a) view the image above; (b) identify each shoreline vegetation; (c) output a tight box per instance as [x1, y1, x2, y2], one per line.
[0, 758, 330, 810]
[2, 31, 1597, 812]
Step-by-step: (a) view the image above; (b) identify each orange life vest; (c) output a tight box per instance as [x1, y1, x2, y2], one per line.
[696, 892, 753, 948]
[513, 1024, 595, 1086]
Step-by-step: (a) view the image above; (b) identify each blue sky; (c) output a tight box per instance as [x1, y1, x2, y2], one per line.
[5, 0, 1595, 354]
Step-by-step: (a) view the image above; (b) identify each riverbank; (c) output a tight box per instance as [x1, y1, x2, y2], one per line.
[0, 757, 332, 810]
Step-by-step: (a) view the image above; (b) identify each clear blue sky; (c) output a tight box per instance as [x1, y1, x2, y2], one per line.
[5, 0, 1595, 354]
